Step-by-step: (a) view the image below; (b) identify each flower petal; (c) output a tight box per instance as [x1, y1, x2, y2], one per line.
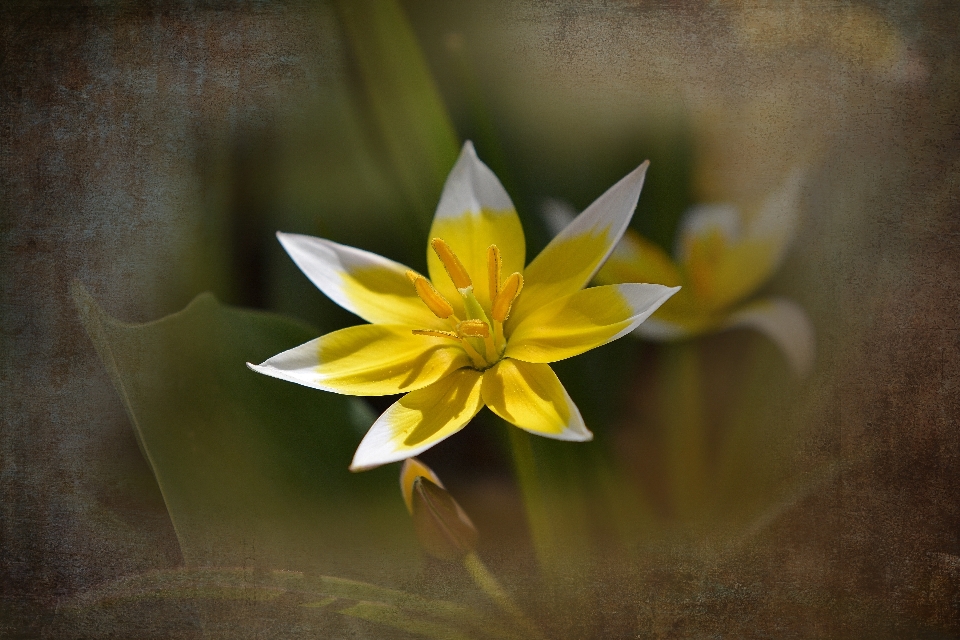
[510, 161, 649, 327]
[350, 369, 485, 471]
[247, 325, 471, 396]
[506, 283, 680, 363]
[480, 359, 591, 441]
[744, 168, 804, 266]
[631, 286, 721, 339]
[595, 228, 684, 288]
[675, 169, 804, 311]
[428, 142, 524, 313]
[277, 232, 438, 327]
[674, 204, 742, 262]
[723, 297, 815, 377]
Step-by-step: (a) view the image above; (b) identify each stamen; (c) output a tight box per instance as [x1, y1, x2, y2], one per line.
[457, 319, 490, 338]
[431, 238, 473, 290]
[408, 271, 455, 319]
[487, 245, 501, 302]
[412, 329, 460, 340]
[491, 272, 524, 323]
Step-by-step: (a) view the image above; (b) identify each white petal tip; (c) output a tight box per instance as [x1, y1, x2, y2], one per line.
[575, 429, 594, 442]
[436, 140, 514, 219]
[625, 161, 650, 186]
[350, 436, 424, 473]
[275, 230, 300, 245]
[349, 451, 402, 473]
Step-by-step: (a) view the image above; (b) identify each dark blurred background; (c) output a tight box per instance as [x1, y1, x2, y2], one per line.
[2, 1, 959, 638]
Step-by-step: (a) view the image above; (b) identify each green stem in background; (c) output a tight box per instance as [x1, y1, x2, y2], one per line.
[444, 29, 564, 575]
[333, 0, 460, 235]
[443, 34, 518, 200]
[660, 342, 708, 523]
[506, 426, 555, 569]
[463, 552, 545, 640]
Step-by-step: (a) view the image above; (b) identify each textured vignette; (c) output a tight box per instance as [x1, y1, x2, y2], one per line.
[1, 2, 959, 638]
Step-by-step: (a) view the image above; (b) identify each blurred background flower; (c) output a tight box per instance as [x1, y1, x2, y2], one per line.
[545, 165, 814, 376]
[3, 1, 959, 638]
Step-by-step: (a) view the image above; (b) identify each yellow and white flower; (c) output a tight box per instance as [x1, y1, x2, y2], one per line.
[547, 169, 814, 375]
[249, 142, 679, 470]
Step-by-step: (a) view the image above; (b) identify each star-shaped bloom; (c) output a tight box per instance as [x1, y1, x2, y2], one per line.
[547, 169, 814, 375]
[249, 142, 679, 470]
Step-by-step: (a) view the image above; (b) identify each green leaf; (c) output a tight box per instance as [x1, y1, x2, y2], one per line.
[66, 567, 522, 640]
[72, 283, 418, 577]
[334, 0, 460, 232]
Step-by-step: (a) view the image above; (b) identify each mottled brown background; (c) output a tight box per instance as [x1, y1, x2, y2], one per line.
[2, 1, 959, 638]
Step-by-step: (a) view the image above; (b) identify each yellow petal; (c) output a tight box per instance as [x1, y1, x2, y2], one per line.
[594, 228, 683, 288]
[350, 369, 485, 470]
[510, 162, 648, 327]
[247, 324, 471, 396]
[277, 232, 439, 327]
[676, 169, 803, 311]
[400, 457, 443, 513]
[633, 286, 722, 339]
[506, 283, 679, 363]
[704, 240, 778, 310]
[480, 359, 591, 441]
[427, 143, 524, 313]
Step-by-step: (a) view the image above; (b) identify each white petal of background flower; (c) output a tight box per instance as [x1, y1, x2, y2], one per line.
[674, 203, 742, 262]
[724, 296, 815, 377]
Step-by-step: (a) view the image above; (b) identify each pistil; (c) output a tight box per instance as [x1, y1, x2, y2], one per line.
[457, 320, 498, 365]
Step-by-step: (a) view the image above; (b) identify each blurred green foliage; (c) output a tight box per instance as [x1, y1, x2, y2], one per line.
[73, 283, 416, 580]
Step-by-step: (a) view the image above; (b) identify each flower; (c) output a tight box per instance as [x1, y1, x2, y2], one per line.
[545, 169, 814, 375]
[248, 142, 679, 470]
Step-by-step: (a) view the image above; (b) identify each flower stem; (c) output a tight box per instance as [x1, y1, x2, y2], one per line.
[660, 342, 708, 522]
[463, 552, 545, 640]
[506, 427, 555, 567]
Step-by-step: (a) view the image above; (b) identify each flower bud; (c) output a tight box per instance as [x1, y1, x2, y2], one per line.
[411, 477, 479, 560]
[399, 458, 478, 560]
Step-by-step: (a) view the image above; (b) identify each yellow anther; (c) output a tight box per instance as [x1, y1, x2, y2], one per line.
[487, 245, 501, 302]
[412, 329, 460, 340]
[491, 272, 523, 323]
[431, 238, 473, 290]
[410, 274, 455, 319]
[457, 319, 490, 339]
